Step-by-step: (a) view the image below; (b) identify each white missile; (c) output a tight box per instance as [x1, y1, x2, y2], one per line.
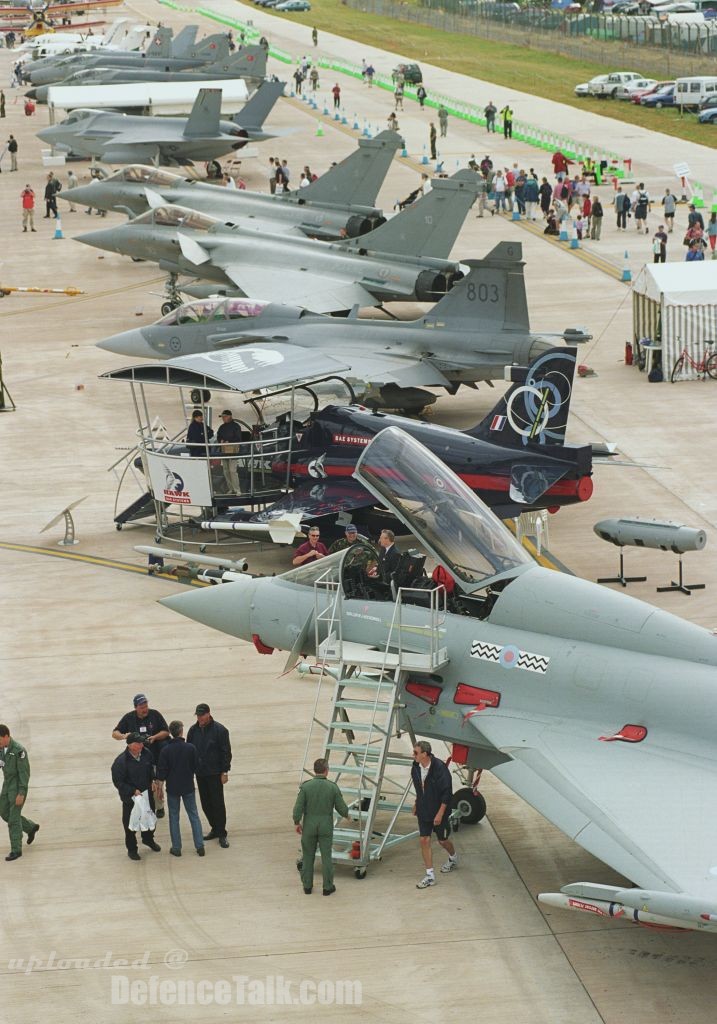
[594, 517, 707, 554]
[134, 545, 248, 573]
[200, 514, 303, 546]
[539, 887, 717, 933]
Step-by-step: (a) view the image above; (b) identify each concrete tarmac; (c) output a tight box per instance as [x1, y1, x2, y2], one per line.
[1, 5, 717, 1022]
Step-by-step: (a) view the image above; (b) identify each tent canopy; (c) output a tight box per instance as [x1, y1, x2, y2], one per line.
[633, 263, 717, 306]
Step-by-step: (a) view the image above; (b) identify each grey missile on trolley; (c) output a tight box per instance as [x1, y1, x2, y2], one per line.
[594, 517, 707, 553]
[157, 426, 717, 933]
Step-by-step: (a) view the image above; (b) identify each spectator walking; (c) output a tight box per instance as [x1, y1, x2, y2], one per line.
[293, 68, 304, 96]
[365, 63, 375, 87]
[524, 171, 539, 221]
[7, 134, 17, 171]
[331, 82, 341, 109]
[411, 740, 456, 889]
[708, 212, 717, 256]
[21, 184, 36, 232]
[652, 225, 667, 264]
[632, 183, 650, 234]
[437, 104, 448, 137]
[66, 169, 78, 210]
[590, 196, 603, 240]
[662, 188, 676, 233]
[614, 187, 629, 231]
[416, 84, 427, 109]
[309, 65, 318, 91]
[0, 91, 5, 118]
[429, 122, 437, 161]
[492, 170, 506, 214]
[187, 703, 232, 848]
[394, 83, 404, 110]
[500, 104, 513, 138]
[293, 758, 348, 896]
[539, 177, 552, 219]
[687, 204, 704, 231]
[484, 100, 496, 132]
[156, 721, 205, 857]
[268, 156, 277, 194]
[387, 111, 399, 131]
[44, 172, 61, 218]
[312, 26, 318, 46]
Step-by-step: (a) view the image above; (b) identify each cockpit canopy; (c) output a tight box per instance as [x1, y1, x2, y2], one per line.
[156, 297, 271, 326]
[132, 205, 217, 231]
[62, 109, 96, 125]
[355, 427, 532, 592]
[108, 165, 182, 187]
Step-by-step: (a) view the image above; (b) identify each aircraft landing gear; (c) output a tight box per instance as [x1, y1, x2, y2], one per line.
[161, 273, 182, 316]
[451, 786, 486, 826]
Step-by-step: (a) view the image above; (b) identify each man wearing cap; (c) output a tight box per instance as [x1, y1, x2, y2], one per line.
[187, 704, 232, 848]
[111, 733, 162, 860]
[112, 695, 169, 818]
[328, 524, 369, 555]
[0, 724, 39, 862]
[216, 409, 244, 495]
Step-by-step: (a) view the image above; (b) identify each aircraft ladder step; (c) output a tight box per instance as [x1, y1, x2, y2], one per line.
[334, 699, 392, 711]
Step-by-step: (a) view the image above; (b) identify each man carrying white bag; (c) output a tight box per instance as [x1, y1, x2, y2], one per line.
[111, 732, 161, 861]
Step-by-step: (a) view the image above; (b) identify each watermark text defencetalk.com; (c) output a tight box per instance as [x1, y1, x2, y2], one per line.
[111, 974, 363, 1007]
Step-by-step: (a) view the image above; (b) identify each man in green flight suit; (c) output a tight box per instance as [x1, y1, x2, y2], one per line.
[293, 758, 348, 896]
[0, 724, 39, 861]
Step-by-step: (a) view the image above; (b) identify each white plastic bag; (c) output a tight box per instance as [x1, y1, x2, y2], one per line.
[128, 790, 157, 832]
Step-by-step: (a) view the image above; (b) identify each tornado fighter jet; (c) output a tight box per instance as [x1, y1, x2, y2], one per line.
[97, 242, 588, 417]
[36, 82, 284, 165]
[160, 425, 717, 935]
[76, 170, 481, 312]
[64, 132, 402, 240]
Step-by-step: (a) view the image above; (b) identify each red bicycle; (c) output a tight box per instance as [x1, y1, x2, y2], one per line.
[670, 344, 717, 383]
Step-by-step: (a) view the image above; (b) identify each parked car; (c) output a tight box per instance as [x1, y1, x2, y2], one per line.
[589, 71, 643, 97]
[698, 106, 717, 122]
[575, 74, 609, 96]
[616, 77, 656, 99]
[699, 94, 717, 110]
[640, 85, 677, 107]
[391, 62, 423, 84]
[275, 0, 311, 8]
[632, 80, 674, 102]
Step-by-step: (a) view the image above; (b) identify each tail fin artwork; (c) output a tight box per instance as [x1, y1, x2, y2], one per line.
[146, 26, 174, 59]
[234, 79, 285, 131]
[468, 347, 577, 448]
[182, 89, 222, 138]
[347, 169, 480, 259]
[205, 46, 267, 81]
[300, 130, 402, 209]
[190, 33, 230, 61]
[429, 242, 529, 331]
[170, 25, 198, 57]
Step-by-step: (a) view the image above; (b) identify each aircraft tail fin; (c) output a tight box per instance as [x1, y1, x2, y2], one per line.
[190, 33, 230, 61]
[146, 26, 173, 59]
[468, 347, 578, 447]
[170, 25, 198, 57]
[234, 79, 284, 130]
[430, 243, 529, 330]
[351, 170, 480, 259]
[183, 88, 222, 138]
[300, 130, 402, 209]
[211, 46, 267, 80]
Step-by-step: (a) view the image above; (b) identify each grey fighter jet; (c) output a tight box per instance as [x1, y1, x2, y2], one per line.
[97, 243, 586, 408]
[61, 131, 401, 240]
[25, 29, 232, 86]
[76, 170, 481, 313]
[25, 48, 267, 103]
[36, 82, 285, 166]
[160, 425, 717, 935]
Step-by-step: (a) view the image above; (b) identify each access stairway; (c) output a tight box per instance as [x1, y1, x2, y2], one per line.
[298, 573, 449, 878]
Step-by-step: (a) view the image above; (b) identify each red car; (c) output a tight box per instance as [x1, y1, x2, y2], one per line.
[632, 80, 674, 103]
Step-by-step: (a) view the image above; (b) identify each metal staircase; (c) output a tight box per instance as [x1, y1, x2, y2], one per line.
[299, 572, 448, 877]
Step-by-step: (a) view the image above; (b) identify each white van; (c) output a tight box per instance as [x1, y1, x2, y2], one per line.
[675, 75, 717, 106]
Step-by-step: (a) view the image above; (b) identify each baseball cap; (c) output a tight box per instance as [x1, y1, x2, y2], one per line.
[195, 703, 210, 715]
[126, 732, 145, 745]
[221, 409, 233, 416]
[345, 524, 357, 533]
[133, 693, 148, 707]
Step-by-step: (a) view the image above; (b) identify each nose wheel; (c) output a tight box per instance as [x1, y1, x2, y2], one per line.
[161, 273, 182, 316]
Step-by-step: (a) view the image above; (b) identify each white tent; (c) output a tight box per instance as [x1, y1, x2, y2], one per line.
[632, 262, 717, 379]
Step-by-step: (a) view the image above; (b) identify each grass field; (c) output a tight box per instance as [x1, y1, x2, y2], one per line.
[256, 0, 717, 148]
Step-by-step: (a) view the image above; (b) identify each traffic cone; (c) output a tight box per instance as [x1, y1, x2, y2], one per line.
[401, 144, 408, 158]
[53, 216, 64, 240]
[559, 217, 569, 242]
[511, 206, 520, 221]
[421, 146, 429, 166]
[570, 220, 579, 249]
[621, 251, 631, 282]
[316, 120, 324, 137]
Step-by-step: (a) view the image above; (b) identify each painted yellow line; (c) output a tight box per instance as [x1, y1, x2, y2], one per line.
[0, 541, 207, 586]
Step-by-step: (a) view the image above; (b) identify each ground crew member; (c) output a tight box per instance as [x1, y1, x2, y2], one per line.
[411, 740, 457, 888]
[293, 758, 348, 895]
[0, 724, 39, 861]
[112, 693, 169, 817]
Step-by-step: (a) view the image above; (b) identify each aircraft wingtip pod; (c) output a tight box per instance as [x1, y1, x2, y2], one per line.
[538, 888, 717, 934]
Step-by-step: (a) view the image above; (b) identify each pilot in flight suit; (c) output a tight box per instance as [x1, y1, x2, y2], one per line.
[293, 758, 348, 895]
[0, 725, 39, 861]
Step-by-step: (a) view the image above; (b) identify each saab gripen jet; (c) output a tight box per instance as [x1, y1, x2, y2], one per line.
[24, 27, 231, 86]
[63, 132, 402, 241]
[161, 425, 717, 936]
[76, 170, 482, 313]
[25, 47, 267, 103]
[96, 243, 588, 415]
[36, 82, 285, 166]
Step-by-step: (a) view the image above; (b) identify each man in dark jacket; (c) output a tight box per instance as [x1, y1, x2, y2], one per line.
[186, 409, 214, 457]
[156, 721, 204, 857]
[410, 740, 457, 888]
[216, 409, 244, 494]
[187, 703, 232, 847]
[43, 171, 61, 218]
[112, 693, 169, 817]
[111, 734, 161, 860]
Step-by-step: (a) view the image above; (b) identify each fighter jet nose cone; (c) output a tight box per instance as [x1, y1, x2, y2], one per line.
[159, 576, 254, 641]
[61, 186, 93, 207]
[75, 229, 115, 252]
[96, 330, 155, 359]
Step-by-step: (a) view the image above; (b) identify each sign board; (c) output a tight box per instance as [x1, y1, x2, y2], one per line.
[145, 451, 212, 507]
